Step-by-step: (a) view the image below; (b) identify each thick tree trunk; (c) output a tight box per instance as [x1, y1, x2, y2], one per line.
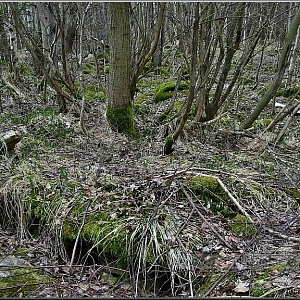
[107, 3, 135, 135]
[241, 8, 300, 130]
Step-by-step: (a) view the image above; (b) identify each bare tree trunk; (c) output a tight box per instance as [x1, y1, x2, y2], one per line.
[76, 3, 91, 135]
[10, 4, 76, 112]
[53, 3, 76, 97]
[164, 3, 199, 155]
[5, 4, 19, 80]
[107, 3, 135, 135]
[241, 8, 300, 130]
[130, 2, 166, 99]
[286, 26, 300, 87]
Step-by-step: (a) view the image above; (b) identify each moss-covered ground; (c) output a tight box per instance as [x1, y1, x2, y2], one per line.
[0, 46, 299, 297]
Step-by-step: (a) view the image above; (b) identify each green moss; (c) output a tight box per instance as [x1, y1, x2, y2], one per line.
[83, 69, 93, 74]
[175, 51, 185, 58]
[269, 262, 290, 272]
[24, 112, 75, 139]
[185, 176, 236, 216]
[251, 283, 268, 297]
[134, 94, 151, 115]
[5, 86, 15, 94]
[19, 136, 49, 158]
[144, 61, 152, 72]
[13, 248, 28, 257]
[84, 85, 106, 101]
[84, 61, 95, 74]
[83, 219, 127, 258]
[137, 79, 153, 89]
[104, 66, 110, 73]
[157, 110, 169, 123]
[97, 52, 109, 61]
[135, 93, 148, 104]
[257, 83, 272, 95]
[254, 118, 273, 129]
[5, 107, 56, 126]
[276, 86, 300, 98]
[154, 81, 189, 102]
[240, 75, 254, 84]
[19, 64, 31, 75]
[189, 175, 221, 193]
[154, 82, 175, 102]
[160, 68, 169, 77]
[0, 264, 53, 297]
[107, 104, 136, 136]
[286, 188, 300, 200]
[219, 118, 231, 126]
[196, 273, 237, 295]
[62, 222, 78, 239]
[228, 214, 257, 237]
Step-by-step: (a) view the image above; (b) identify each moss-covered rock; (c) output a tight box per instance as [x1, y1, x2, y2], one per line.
[154, 82, 175, 102]
[154, 81, 189, 102]
[0, 256, 53, 297]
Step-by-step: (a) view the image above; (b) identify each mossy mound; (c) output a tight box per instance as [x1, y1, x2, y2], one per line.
[0, 256, 53, 297]
[228, 214, 257, 237]
[185, 175, 235, 217]
[154, 81, 189, 102]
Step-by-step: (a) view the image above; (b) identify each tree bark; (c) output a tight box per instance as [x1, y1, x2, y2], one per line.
[107, 3, 135, 135]
[164, 3, 199, 155]
[130, 3, 166, 99]
[241, 8, 300, 130]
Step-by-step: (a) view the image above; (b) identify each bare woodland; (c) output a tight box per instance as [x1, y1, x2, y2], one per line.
[0, 2, 300, 297]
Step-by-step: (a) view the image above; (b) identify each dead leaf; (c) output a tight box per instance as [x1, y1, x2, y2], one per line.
[234, 280, 250, 293]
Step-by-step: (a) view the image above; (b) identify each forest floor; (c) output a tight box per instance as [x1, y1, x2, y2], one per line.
[0, 50, 300, 297]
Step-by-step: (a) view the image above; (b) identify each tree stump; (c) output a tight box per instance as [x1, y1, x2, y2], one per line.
[0, 130, 22, 153]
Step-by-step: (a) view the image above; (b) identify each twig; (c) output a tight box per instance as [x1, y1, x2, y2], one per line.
[259, 285, 295, 297]
[164, 168, 254, 223]
[185, 172, 254, 223]
[214, 175, 254, 223]
[180, 184, 233, 250]
[202, 253, 243, 297]
[264, 227, 300, 242]
[275, 101, 300, 144]
[0, 75, 25, 98]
